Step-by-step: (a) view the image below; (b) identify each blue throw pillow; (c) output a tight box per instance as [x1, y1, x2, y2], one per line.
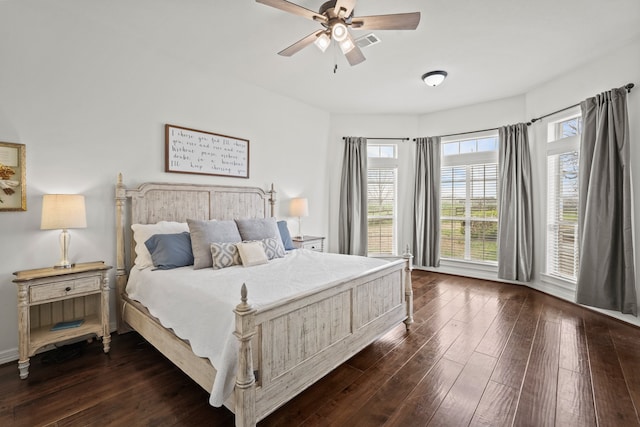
[277, 220, 296, 251]
[144, 232, 194, 270]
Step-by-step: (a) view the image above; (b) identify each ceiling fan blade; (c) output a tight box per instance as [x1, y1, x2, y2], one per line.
[256, 0, 328, 23]
[344, 35, 366, 66]
[278, 30, 324, 56]
[351, 12, 421, 30]
[334, 0, 357, 18]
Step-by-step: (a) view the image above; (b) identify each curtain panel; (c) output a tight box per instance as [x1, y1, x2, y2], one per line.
[339, 137, 368, 256]
[498, 123, 533, 281]
[576, 88, 637, 316]
[413, 137, 441, 267]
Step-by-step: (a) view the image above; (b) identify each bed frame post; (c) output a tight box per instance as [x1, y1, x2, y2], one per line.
[403, 245, 414, 331]
[234, 284, 257, 427]
[268, 183, 276, 217]
[115, 173, 131, 334]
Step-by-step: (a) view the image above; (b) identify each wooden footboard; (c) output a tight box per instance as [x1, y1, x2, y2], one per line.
[235, 254, 413, 426]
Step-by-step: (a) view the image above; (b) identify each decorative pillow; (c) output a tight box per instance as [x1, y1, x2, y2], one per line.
[210, 242, 241, 270]
[277, 220, 296, 251]
[237, 241, 269, 267]
[261, 237, 286, 260]
[188, 219, 242, 269]
[131, 221, 189, 269]
[235, 217, 285, 253]
[144, 232, 194, 270]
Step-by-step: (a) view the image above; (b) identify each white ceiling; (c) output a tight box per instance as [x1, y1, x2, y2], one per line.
[8, 0, 640, 115]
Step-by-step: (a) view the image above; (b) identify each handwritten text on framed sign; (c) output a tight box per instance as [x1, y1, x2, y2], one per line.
[165, 124, 249, 178]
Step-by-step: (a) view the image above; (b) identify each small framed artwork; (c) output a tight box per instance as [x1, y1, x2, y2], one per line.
[165, 124, 250, 178]
[0, 142, 26, 211]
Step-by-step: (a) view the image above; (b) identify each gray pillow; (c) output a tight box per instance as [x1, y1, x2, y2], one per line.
[235, 218, 285, 251]
[210, 242, 241, 270]
[261, 237, 286, 260]
[144, 232, 194, 270]
[187, 219, 242, 269]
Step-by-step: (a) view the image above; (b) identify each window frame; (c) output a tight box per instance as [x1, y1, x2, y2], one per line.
[440, 130, 499, 265]
[367, 142, 398, 256]
[543, 110, 582, 285]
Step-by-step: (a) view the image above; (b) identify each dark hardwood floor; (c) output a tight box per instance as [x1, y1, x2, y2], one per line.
[2, 271, 640, 426]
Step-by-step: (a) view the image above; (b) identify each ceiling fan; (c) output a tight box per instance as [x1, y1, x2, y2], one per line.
[256, 0, 421, 66]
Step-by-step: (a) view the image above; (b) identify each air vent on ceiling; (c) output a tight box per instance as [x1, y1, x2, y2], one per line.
[355, 33, 381, 49]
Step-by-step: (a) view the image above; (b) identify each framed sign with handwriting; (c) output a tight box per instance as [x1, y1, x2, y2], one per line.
[165, 124, 249, 178]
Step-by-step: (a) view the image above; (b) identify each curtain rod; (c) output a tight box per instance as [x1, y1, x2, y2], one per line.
[412, 127, 500, 141]
[528, 82, 634, 125]
[410, 82, 635, 140]
[342, 137, 410, 141]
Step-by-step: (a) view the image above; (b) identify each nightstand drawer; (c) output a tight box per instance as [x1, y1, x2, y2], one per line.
[292, 235, 325, 252]
[30, 276, 101, 303]
[301, 242, 321, 251]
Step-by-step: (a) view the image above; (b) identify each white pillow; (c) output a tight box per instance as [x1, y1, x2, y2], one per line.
[236, 241, 269, 267]
[131, 221, 189, 269]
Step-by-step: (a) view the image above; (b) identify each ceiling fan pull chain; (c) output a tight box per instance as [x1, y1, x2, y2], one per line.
[334, 63, 338, 74]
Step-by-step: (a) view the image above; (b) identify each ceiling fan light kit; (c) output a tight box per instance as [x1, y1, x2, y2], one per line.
[339, 38, 355, 54]
[256, 0, 421, 66]
[314, 33, 331, 52]
[331, 22, 348, 41]
[422, 70, 448, 86]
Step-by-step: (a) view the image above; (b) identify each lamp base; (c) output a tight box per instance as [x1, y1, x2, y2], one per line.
[55, 229, 73, 269]
[54, 262, 74, 269]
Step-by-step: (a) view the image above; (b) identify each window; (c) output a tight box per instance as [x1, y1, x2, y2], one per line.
[367, 143, 397, 255]
[546, 115, 581, 282]
[440, 134, 498, 263]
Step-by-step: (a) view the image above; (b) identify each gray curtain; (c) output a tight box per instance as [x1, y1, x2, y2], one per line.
[576, 88, 637, 316]
[498, 123, 533, 281]
[339, 137, 368, 255]
[413, 137, 441, 267]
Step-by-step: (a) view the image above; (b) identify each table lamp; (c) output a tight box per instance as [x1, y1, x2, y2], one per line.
[41, 194, 87, 268]
[289, 197, 309, 240]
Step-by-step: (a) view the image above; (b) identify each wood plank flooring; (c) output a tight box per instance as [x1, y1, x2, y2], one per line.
[1, 271, 640, 426]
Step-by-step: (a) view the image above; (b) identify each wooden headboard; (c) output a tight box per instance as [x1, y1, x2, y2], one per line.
[114, 173, 276, 331]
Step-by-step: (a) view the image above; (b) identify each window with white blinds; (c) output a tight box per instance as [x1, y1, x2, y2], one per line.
[367, 144, 397, 256]
[546, 115, 581, 282]
[440, 134, 498, 264]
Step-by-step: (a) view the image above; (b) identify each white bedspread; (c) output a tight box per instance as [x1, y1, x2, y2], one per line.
[126, 249, 388, 406]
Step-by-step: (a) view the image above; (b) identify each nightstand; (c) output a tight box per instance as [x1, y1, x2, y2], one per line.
[292, 235, 325, 252]
[13, 261, 112, 379]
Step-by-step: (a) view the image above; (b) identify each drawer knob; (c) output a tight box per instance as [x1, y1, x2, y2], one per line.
[65, 286, 71, 292]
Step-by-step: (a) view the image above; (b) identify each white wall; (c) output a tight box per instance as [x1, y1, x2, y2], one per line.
[0, 9, 330, 363]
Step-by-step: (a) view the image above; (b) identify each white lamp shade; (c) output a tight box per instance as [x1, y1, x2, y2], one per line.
[289, 198, 309, 217]
[41, 194, 87, 230]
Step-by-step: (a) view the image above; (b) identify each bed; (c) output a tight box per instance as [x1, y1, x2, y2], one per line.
[114, 174, 414, 427]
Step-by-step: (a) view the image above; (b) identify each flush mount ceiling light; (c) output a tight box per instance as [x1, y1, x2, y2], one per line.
[422, 70, 448, 86]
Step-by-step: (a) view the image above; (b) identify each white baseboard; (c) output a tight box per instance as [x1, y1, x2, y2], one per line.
[0, 347, 18, 366]
[415, 265, 640, 328]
